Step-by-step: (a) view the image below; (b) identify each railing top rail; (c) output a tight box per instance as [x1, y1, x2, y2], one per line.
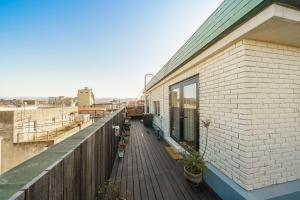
[0, 107, 125, 200]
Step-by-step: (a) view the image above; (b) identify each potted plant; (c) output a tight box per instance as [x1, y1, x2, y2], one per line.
[123, 135, 130, 143]
[180, 143, 205, 185]
[118, 141, 126, 158]
[97, 181, 127, 200]
[180, 119, 210, 186]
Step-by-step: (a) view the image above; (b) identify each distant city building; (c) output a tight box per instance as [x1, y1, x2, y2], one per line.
[0, 106, 83, 174]
[48, 96, 65, 105]
[0, 99, 22, 106]
[64, 97, 76, 107]
[21, 99, 37, 106]
[78, 87, 94, 107]
[48, 96, 76, 106]
[37, 100, 49, 105]
[93, 99, 121, 111]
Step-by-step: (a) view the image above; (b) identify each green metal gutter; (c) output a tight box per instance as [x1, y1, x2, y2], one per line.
[145, 0, 300, 91]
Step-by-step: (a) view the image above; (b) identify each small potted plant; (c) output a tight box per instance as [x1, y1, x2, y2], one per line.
[180, 119, 210, 186]
[97, 181, 127, 200]
[180, 143, 205, 185]
[118, 141, 126, 158]
[123, 135, 129, 143]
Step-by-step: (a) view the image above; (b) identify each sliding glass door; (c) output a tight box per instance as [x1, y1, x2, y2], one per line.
[170, 86, 181, 141]
[170, 75, 199, 149]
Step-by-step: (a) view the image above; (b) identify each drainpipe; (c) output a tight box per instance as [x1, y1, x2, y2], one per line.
[144, 73, 153, 92]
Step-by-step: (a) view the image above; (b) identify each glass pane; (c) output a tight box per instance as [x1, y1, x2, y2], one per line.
[170, 88, 180, 140]
[183, 83, 197, 148]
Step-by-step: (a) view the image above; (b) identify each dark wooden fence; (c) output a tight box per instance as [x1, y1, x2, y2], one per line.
[0, 108, 125, 200]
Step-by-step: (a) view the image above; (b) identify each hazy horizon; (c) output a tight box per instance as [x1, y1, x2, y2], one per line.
[0, 96, 138, 100]
[0, 0, 223, 98]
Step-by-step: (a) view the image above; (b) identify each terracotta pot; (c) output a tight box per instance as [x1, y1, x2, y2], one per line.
[184, 166, 202, 185]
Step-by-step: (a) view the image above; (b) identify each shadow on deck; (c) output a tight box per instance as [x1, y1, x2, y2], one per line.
[110, 120, 221, 200]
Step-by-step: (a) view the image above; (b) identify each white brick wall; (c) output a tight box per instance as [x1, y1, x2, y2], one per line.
[241, 40, 300, 189]
[146, 39, 300, 191]
[148, 85, 164, 129]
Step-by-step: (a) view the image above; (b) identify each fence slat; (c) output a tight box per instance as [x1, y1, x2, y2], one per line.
[0, 108, 125, 200]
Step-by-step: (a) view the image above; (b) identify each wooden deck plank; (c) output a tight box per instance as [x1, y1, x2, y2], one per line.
[126, 126, 134, 199]
[142, 124, 216, 200]
[141, 123, 220, 200]
[139, 126, 184, 200]
[140, 125, 195, 200]
[137, 124, 179, 200]
[131, 126, 142, 200]
[135, 124, 156, 200]
[133, 123, 149, 200]
[109, 120, 220, 200]
[136, 125, 163, 200]
[137, 125, 169, 200]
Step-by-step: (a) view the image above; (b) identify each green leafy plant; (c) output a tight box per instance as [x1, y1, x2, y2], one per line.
[180, 119, 210, 175]
[97, 181, 127, 200]
[180, 143, 205, 175]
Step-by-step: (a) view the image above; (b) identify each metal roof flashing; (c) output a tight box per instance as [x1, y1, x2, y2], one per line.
[144, 0, 300, 92]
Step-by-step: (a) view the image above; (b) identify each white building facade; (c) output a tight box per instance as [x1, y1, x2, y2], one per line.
[144, 2, 300, 200]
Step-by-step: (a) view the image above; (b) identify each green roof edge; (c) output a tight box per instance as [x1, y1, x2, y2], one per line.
[145, 0, 300, 92]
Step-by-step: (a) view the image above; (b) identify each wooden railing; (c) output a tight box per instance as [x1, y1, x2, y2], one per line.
[0, 108, 125, 200]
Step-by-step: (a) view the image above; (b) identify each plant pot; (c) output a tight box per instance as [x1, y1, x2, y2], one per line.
[123, 136, 130, 143]
[118, 151, 124, 158]
[184, 166, 202, 185]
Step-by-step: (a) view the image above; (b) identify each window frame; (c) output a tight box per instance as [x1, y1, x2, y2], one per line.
[153, 101, 160, 116]
[169, 74, 199, 150]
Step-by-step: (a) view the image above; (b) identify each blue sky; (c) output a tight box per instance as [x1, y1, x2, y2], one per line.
[0, 0, 223, 98]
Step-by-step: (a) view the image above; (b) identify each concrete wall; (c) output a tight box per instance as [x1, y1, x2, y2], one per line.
[14, 106, 78, 142]
[145, 39, 300, 191]
[1, 140, 52, 174]
[0, 137, 2, 174]
[0, 111, 14, 141]
[0, 111, 52, 174]
[0, 107, 78, 174]
[0, 111, 14, 173]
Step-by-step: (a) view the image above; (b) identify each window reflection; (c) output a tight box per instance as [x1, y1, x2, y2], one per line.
[183, 83, 197, 109]
[171, 88, 180, 107]
[183, 83, 197, 148]
[170, 76, 198, 149]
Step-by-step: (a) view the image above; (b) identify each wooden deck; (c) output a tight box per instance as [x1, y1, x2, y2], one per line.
[110, 120, 220, 200]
